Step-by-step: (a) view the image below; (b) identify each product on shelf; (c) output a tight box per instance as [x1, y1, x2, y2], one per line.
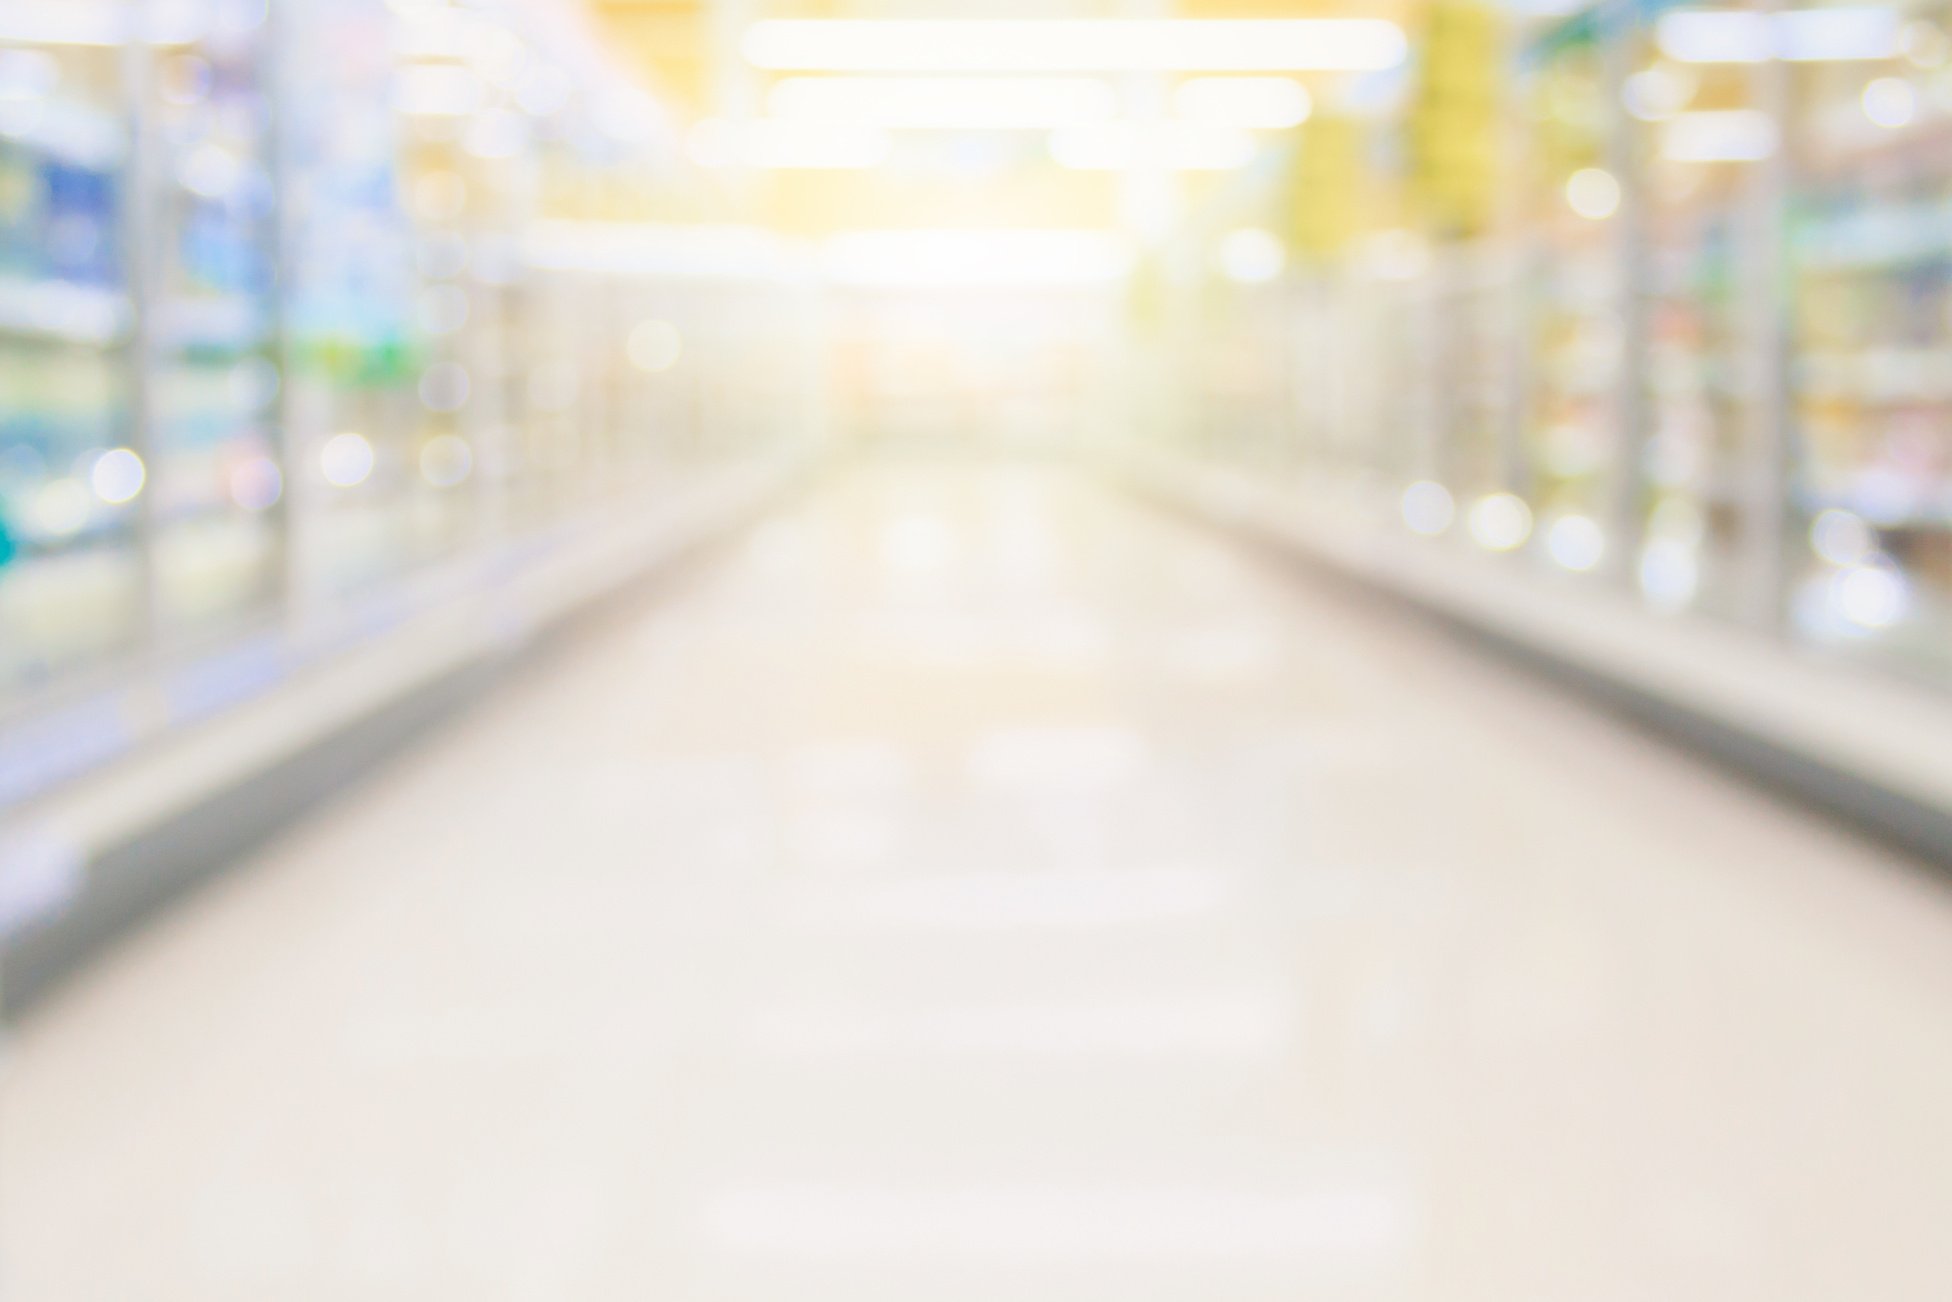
[0, 34, 140, 690]
[1785, 0, 1952, 671]
[1518, 31, 1619, 566]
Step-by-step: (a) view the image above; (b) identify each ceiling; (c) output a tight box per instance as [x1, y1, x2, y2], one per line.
[580, 0, 1416, 237]
[587, 0, 1413, 121]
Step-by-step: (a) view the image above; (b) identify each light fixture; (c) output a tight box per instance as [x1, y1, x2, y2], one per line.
[1779, 6, 1904, 59]
[1215, 228, 1287, 284]
[0, 2, 206, 47]
[1862, 76, 1916, 127]
[320, 433, 375, 489]
[1468, 494, 1533, 552]
[1545, 515, 1606, 571]
[1832, 560, 1908, 629]
[1049, 123, 1258, 171]
[1810, 508, 1875, 566]
[1565, 167, 1621, 219]
[743, 20, 1409, 74]
[90, 448, 145, 505]
[1656, 7, 1901, 63]
[766, 76, 1117, 130]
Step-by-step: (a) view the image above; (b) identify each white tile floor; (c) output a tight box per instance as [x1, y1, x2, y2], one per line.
[5, 464, 1951, 1300]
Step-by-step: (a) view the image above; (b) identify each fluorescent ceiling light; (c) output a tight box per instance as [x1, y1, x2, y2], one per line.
[744, 20, 1408, 74]
[1174, 77, 1313, 129]
[1657, 7, 1901, 62]
[1050, 123, 1260, 172]
[1778, 6, 1903, 59]
[688, 118, 892, 170]
[1657, 10, 1771, 61]
[821, 229, 1136, 289]
[0, 1, 205, 46]
[1215, 227, 1288, 284]
[1661, 108, 1778, 161]
[767, 76, 1117, 130]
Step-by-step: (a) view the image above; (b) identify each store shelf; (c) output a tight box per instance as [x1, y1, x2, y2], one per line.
[0, 278, 130, 347]
[0, 450, 819, 1013]
[1114, 446, 1952, 871]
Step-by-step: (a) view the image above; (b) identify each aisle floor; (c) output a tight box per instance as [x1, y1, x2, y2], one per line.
[5, 464, 1952, 1300]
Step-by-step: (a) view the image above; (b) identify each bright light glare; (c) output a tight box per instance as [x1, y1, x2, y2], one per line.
[1566, 167, 1621, 219]
[1657, 10, 1772, 61]
[1215, 228, 1287, 284]
[1662, 109, 1778, 161]
[1862, 76, 1916, 127]
[1546, 515, 1606, 571]
[1401, 481, 1455, 536]
[320, 432, 375, 488]
[744, 20, 1409, 74]
[1174, 77, 1313, 129]
[1050, 123, 1257, 171]
[89, 448, 145, 505]
[0, 50, 58, 109]
[767, 76, 1116, 130]
[689, 117, 892, 170]
[1639, 538, 1700, 609]
[1657, 7, 1902, 62]
[1623, 66, 1691, 121]
[0, 6, 206, 47]
[629, 320, 684, 373]
[1468, 494, 1533, 552]
[1832, 561, 1908, 629]
[822, 229, 1136, 289]
[1811, 508, 1876, 566]
[179, 144, 243, 199]
[1780, 7, 1904, 59]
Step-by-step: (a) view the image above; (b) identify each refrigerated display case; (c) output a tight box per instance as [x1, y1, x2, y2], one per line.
[1629, 28, 1772, 618]
[0, 0, 830, 806]
[1784, 0, 1952, 677]
[151, 0, 281, 641]
[0, 28, 143, 693]
[1429, 244, 1519, 508]
[1517, 23, 1626, 570]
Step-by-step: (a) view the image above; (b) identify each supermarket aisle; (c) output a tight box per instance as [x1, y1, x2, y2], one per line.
[5, 463, 1952, 1301]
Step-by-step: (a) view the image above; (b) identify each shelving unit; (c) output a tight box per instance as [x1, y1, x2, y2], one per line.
[0, 0, 831, 808]
[0, 22, 142, 689]
[1784, 0, 1952, 674]
[1170, 0, 1952, 691]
